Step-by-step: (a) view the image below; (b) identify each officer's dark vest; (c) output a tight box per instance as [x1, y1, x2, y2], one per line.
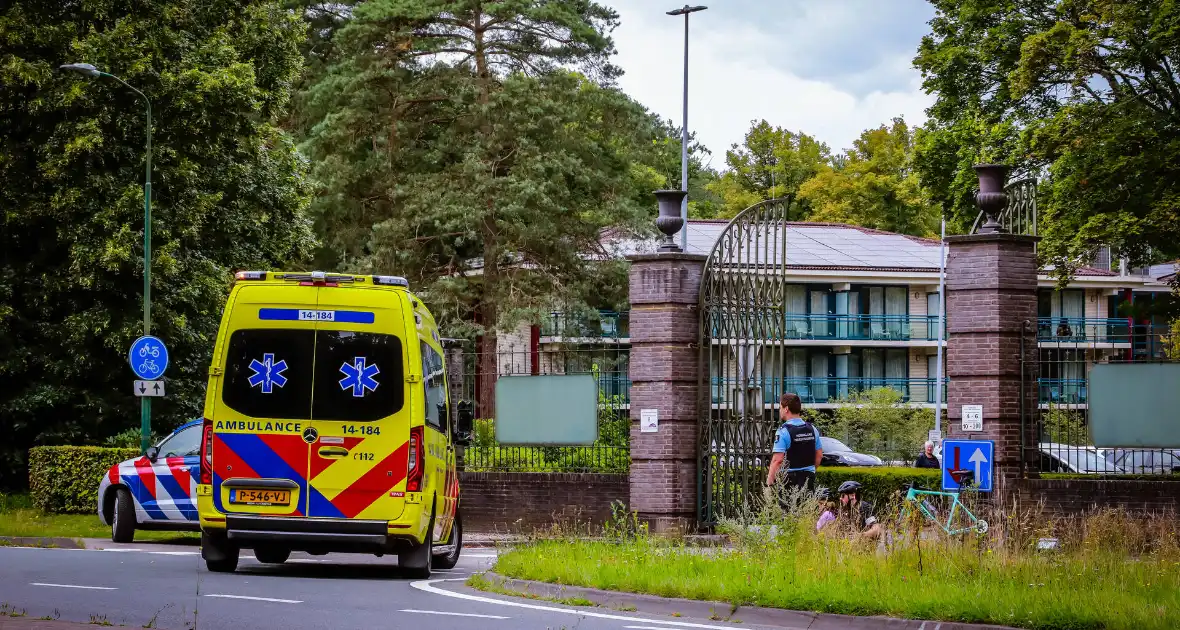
[784, 421, 818, 468]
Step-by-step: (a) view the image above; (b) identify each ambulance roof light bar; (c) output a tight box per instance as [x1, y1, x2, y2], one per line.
[373, 275, 409, 288]
[234, 270, 267, 281]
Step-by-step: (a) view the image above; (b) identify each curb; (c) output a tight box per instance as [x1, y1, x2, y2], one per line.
[480, 573, 1021, 630]
[0, 537, 83, 550]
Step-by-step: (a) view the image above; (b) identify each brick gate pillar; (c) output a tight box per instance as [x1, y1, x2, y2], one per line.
[944, 167, 1040, 492]
[627, 253, 707, 533]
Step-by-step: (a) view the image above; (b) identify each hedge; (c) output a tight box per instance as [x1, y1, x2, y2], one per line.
[28, 446, 139, 514]
[815, 466, 942, 507]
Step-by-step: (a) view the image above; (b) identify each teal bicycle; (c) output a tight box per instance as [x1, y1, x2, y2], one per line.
[901, 482, 988, 536]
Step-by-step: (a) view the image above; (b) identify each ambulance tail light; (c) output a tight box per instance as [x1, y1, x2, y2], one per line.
[200, 418, 214, 485]
[406, 426, 424, 492]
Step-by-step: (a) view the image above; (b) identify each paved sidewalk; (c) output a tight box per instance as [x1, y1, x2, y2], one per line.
[479, 573, 1023, 630]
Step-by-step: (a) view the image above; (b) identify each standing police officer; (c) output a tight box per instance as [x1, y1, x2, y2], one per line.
[765, 392, 823, 492]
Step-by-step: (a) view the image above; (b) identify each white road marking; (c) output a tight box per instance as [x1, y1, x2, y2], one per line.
[31, 583, 117, 591]
[204, 594, 302, 604]
[626, 627, 684, 629]
[411, 579, 743, 629]
[399, 609, 509, 619]
[148, 551, 198, 556]
[463, 553, 497, 558]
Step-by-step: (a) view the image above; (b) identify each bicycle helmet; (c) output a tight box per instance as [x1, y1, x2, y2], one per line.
[837, 480, 862, 495]
[815, 487, 831, 501]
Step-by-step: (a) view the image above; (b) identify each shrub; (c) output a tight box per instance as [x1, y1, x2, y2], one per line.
[28, 446, 139, 514]
[815, 466, 941, 506]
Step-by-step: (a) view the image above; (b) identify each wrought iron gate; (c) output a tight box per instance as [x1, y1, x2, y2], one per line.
[697, 198, 795, 524]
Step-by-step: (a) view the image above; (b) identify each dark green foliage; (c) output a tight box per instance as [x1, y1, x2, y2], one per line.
[815, 466, 942, 507]
[0, 0, 316, 489]
[28, 446, 139, 514]
[914, 0, 1180, 274]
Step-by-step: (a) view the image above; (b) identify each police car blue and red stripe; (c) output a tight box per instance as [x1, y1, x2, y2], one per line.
[97, 420, 202, 542]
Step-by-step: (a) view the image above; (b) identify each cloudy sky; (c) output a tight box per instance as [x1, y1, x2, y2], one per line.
[606, 0, 937, 169]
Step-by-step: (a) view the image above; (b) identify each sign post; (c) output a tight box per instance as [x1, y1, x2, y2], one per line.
[941, 439, 994, 492]
[129, 335, 169, 453]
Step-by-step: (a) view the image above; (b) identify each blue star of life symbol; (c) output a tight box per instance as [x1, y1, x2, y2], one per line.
[247, 353, 288, 394]
[339, 357, 380, 397]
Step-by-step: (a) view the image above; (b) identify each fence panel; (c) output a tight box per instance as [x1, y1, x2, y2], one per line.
[453, 341, 630, 474]
[1024, 320, 1179, 476]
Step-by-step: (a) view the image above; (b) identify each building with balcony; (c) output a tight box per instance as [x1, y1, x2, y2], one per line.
[493, 221, 1176, 411]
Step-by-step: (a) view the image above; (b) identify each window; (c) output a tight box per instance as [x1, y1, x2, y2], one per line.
[157, 426, 201, 458]
[313, 331, 404, 422]
[421, 340, 447, 431]
[221, 329, 316, 420]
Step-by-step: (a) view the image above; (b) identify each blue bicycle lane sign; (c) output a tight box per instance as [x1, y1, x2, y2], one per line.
[129, 336, 169, 381]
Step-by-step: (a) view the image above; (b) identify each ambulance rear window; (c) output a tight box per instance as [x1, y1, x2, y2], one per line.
[221, 329, 315, 420]
[219, 329, 404, 421]
[312, 331, 404, 421]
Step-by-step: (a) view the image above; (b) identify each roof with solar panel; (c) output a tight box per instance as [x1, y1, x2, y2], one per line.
[604, 220, 945, 271]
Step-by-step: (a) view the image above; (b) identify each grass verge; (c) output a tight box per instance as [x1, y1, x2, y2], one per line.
[0, 494, 197, 543]
[491, 495, 1180, 630]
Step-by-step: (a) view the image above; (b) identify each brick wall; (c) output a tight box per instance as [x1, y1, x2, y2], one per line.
[627, 253, 707, 532]
[459, 472, 629, 532]
[944, 234, 1040, 487]
[1015, 478, 1180, 515]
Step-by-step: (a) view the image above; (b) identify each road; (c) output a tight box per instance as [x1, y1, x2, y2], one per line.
[0, 543, 783, 630]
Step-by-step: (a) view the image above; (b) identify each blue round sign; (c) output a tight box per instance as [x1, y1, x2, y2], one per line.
[129, 336, 169, 380]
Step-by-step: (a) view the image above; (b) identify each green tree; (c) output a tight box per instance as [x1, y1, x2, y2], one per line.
[643, 121, 722, 219]
[0, 1, 315, 488]
[300, 0, 660, 413]
[914, 0, 1180, 277]
[815, 387, 937, 464]
[799, 118, 940, 237]
[707, 120, 831, 219]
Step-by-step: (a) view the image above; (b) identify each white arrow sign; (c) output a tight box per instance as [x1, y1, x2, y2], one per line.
[134, 380, 166, 397]
[969, 447, 988, 482]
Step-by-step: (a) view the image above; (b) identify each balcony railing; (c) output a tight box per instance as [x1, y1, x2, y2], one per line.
[542, 311, 629, 339]
[1036, 317, 1131, 343]
[1038, 378, 1087, 405]
[711, 311, 943, 342]
[709, 377, 945, 405]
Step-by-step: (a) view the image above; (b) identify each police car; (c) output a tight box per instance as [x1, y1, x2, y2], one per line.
[98, 420, 202, 542]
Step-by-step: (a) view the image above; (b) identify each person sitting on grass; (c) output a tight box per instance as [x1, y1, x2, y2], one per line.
[837, 480, 882, 540]
[815, 487, 837, 532]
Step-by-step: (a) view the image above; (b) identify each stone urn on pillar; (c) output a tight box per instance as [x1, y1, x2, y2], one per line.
[653, 189, 688, 252]
[974, 164, 1010, 234]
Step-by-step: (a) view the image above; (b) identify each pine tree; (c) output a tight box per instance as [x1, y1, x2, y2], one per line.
[300, 0, 662, 414]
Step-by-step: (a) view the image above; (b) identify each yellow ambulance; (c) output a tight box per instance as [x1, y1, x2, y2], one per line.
[195, 271, 471, 578]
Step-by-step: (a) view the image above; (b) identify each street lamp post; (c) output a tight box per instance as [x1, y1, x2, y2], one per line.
[667, 5, 706, 252]
[60, 63, 155, 455]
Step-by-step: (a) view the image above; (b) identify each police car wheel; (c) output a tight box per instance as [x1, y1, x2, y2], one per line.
[399, 510, 434, 579]
[432, 511, 462, 570]
[254, 547, 290, 564]
[111, 488, 136, 543]
[202, 531, 240, 573]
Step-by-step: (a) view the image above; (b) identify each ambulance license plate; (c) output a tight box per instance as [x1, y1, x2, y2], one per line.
[230, 489, 291, 506]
